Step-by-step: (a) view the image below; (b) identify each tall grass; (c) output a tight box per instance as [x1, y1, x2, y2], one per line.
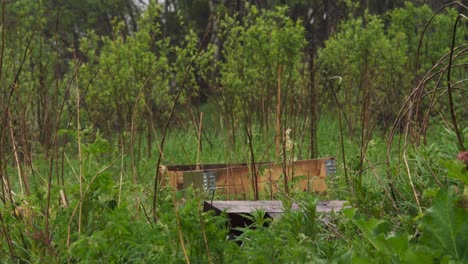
[0, 2, 466, 262]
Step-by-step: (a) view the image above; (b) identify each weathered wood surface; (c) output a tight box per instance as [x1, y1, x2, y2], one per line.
[162, 158, 335, 197]
[203, 200, 347, 218]
[203, 200, 347, 238]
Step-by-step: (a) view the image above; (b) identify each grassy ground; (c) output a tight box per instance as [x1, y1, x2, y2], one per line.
[0, 107, 467, 263]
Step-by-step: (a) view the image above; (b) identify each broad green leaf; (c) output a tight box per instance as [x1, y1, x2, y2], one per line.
[420, 189, 468, 262]
[442, 160, 468, 184]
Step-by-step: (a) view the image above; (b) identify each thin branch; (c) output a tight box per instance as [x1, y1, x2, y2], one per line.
[152, 19, 214, 222]
[446, 14, 466, 151]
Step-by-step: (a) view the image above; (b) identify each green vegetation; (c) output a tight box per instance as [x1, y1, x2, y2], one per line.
[0, 1, 467, 263]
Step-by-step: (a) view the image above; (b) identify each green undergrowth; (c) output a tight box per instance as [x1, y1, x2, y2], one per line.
[1, 117, 467, 263]
[3, 182, 466, 263]
[0, 1, 466, 262]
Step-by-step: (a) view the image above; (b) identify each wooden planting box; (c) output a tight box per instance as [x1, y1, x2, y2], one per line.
[162, 157, 336, 198]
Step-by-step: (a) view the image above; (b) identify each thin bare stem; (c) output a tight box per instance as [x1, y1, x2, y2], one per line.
[0, 208, 15, 261]
[172, 189, 190, 264]
[67, 157, 120, 263]
[403, 133, 423, 215]
[46, 56, 82, 242]
[0, 0, 5, 83]
[7, 110, 25, 194]
[197, 201, 213, 264]
[118, 140, 125, 207]
[329, 78, 351, 189]
[246, 126, 259, 200]
[0, 22, 39, 159]
[276, 65, 282, 159]
[75, 57, 83, 234]
[447, 14, 466, 151]
[415, 2, 467, 75]
[152, 19, 213, 222]
[196, 112, 204, 170]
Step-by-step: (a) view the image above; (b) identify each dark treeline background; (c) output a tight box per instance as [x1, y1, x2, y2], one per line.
[0, 0, 466, 161]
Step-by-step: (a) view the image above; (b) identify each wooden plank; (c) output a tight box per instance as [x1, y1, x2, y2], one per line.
[316, 200, 347, 213]
[204, 200, 299, 213]
[203, 199, 347, 238]
[204, 200, 347, 215]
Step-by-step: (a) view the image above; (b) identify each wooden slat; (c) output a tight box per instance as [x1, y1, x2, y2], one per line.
[163, 157, 334, 196]
[204, 200, 347, 215]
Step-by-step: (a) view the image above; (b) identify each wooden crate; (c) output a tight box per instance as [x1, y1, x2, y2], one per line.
[162, 157, 336, 198]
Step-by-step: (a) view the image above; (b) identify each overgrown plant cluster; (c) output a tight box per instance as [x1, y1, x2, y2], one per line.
[0, 0, 467, 263]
